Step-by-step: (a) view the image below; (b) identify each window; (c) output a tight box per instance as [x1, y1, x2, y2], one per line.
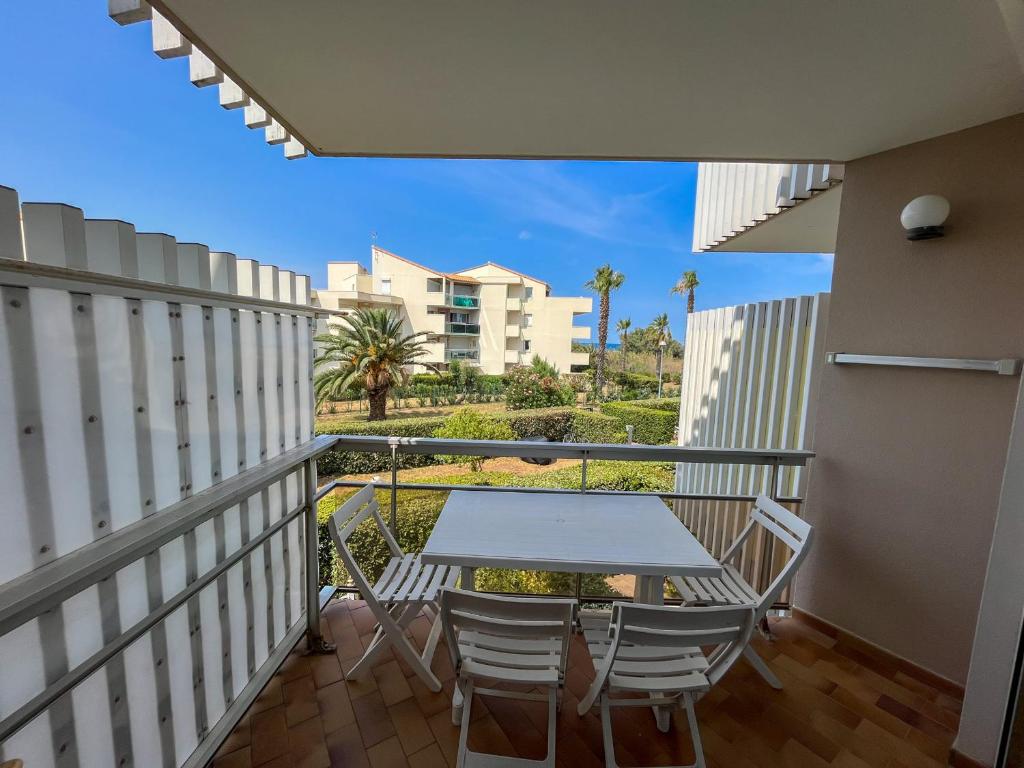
[381, 278, 391, 295]
[524, 314, 533, 327]
[426, 277, 442, 292]
[524, 287, 533, 300]
[524, 340, 531, 352]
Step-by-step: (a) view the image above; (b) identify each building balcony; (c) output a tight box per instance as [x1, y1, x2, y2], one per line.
[571, 350, 591, 366]
[572, 325, 591, 340]
[505, 349, 521, 364]
[446, 322, 480, 335]
[506, 296, 522, 311]
[445, 349, 480, 361]
[447, 294, 480, 309]
[505, 324, 521, 338]
[424, 313, 446, 335]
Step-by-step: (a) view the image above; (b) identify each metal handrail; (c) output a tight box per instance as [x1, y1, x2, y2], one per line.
[0, 436, 337, 637]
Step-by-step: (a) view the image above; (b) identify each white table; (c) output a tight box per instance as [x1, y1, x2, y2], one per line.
[421, 490, 722, 602]
[422, 490, 722, 727]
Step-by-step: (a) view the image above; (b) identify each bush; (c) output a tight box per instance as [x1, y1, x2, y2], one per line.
[434, 408, 516, 471]
[570, 409, 628, 444]
[627, 397, 681, 413]
[504, 366, 575, 410]
[315, 415, 445, 476]
[600, 401, 678, 444]
[496, 406, 576, 441]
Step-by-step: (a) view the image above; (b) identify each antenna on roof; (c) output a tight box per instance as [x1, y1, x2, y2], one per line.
[371, 230, 378, 245]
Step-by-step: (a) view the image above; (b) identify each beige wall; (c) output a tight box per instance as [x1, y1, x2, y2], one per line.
[797, 114, 1024, 683]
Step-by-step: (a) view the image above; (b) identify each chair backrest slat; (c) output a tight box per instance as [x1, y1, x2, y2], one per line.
[440, 588, 576, 676]
[609, 603, 755, 687]
[327, 483, 404, 597]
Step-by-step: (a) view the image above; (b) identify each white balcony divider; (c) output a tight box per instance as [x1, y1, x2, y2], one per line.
[692, 163, 843, 252]
[0, 184, 317, 768]
[673, 294, 829, 563]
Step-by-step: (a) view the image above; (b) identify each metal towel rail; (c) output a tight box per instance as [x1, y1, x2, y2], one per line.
[826, 353, 1022, 376]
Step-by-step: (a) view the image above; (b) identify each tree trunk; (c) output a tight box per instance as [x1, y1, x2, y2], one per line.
[595, 293, 610, 395]
[367, 387, 389, 421]
[687, 289, 695, 314]
[622, 332, 628, 371]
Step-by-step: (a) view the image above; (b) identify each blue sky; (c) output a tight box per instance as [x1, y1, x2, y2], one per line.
[0, 2, 833, 340]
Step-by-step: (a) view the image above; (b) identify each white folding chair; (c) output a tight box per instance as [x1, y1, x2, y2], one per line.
[578, 603, 755, 768]
[440, 588, 577, 768]
[327, 484, 459, 691]
[669, 494, 813, 689]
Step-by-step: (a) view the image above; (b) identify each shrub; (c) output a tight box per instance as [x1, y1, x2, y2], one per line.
[570, 409, 628, 444]
[600, 401, 678, 444]
[433, 408, 516, 471]
[496, 406, 576, 441]
[315, 415, 445, 476]
[627, 397, 681, 413]
[505, 366, 575, 410]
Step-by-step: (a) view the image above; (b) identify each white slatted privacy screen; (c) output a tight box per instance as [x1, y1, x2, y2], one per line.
[0, 184, 316, 768]
[674, 294, 829, 562]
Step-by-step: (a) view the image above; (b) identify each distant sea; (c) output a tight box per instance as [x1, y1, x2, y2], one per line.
[577, 341, 621, 350]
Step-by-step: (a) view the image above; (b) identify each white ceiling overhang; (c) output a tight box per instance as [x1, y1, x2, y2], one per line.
[117, 0, 1024, 162]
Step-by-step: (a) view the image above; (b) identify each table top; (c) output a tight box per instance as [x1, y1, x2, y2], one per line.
[420, 490, 722, 577]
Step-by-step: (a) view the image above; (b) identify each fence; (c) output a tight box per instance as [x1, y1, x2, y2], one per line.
[316, 435, 812, 605]
[0, 183, 325, 768]
[674, 294, 829, 563]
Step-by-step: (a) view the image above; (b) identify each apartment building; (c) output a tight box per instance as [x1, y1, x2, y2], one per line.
[313, 246, 591, 374]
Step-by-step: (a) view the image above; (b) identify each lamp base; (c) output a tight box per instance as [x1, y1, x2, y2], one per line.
[906, 225, 945, 241]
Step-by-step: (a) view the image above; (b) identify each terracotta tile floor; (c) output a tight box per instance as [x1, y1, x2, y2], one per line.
[210, 598, 962, 768]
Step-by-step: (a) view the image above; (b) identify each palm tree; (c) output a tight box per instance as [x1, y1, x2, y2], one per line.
[651, 312, 671, 344]
[584, 264, 625, 395]
[313, 308, 433, 421]
[616, 317, 631, 371]
[671, 270, 700, 314]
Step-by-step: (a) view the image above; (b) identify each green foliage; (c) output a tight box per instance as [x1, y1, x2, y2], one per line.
[314, 308, 434, 419]
[529, 355, 560, 378]
[628, 397, 681, 412]
[433, 408, 516, 471]
[315, 415, 445, 476]
[570, 409, 628, 444]
[504, 366, 575, 410]
[600, 401, 679, 444]
[316, 460, 674, 594]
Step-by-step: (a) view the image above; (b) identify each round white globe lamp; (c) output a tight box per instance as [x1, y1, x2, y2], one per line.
[900, 194, 950, 240]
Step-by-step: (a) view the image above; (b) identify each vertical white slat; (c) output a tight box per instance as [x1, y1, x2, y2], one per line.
[158, 537, 197, 763]
[183, 306, 213, 493]
[189, 49, 222, 87]
[143, 299, 180, 510]
[258, 265, 280, 301]
[0, 185, 24, 260]
[777, 296, 811, 493]
[0, 278, 34, 582]
[294, 275, 311, 306]
[236, 259, 260, 298]
[247, 500, 269, 671]
[122, 633, 162, 768]
[209, 251, 237, 293]
[794, 293, 830, 497]
[1, 714, 55, 768]
[263, 313, 282, 459]
[214, 309, 240, 480]
[691, 165, 706, 253]
[194, 519, 226, 727]
[176, 243, 211, 290]
[22, 203, 86, 268]
[277, 270, 296, 304]
[239, 310, 262, 468]
[281, 315, 297, 450]
[85, 219, 138, 277]
[136, 232, 178, 284]
[152, 9, 191, 58]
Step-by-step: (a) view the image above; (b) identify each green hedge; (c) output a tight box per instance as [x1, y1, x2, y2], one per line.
[315, 460, 674, 594]
[625, 397, 681, 413]
[599, 401, 678, 444]
[315, 416, 446, 476]
[570, 410, 628, 444]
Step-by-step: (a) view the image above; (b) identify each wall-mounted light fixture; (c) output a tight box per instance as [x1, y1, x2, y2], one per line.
[901, 194, 950, 240]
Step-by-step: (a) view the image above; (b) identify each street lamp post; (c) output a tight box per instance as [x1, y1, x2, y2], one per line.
[657, 338, 667, 398]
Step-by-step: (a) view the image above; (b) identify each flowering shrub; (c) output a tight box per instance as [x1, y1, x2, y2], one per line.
[504, 366, 575, 411]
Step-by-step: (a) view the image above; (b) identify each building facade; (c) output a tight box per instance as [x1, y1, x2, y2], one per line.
[313, 246, 591, 374]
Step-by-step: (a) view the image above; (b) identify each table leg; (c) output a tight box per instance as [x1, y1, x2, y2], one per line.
[460, 567, 475, 591]
[636, 575, 670, 728]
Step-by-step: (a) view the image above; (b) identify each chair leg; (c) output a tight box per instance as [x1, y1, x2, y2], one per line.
[347, 603, 417, 680]
[682, 694, 706, 768]
[456, 679, 474, 768]
[599, 696, 620, 768]
[743, 645, 783, 690]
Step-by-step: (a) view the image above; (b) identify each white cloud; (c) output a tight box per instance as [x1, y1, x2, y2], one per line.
[518, 229, 532, 240]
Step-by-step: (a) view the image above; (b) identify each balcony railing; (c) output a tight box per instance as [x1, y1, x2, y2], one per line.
[445, 349, 480, 361]
[0, 432, 811, 766]
[446, 294, 479, 308]
[446, 322, 480, 335]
